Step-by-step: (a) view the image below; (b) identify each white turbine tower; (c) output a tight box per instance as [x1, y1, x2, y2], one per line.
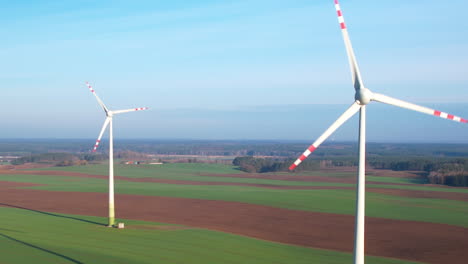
[289, 1, 467, 263]
[86, 82, 148, 227]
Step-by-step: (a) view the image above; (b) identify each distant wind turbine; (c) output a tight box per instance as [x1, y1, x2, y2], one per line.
[86, 82, 148, 227]
[289, 1, 467, 263]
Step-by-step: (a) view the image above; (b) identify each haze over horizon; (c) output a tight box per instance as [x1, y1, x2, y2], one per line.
[1, 0, 467, 142]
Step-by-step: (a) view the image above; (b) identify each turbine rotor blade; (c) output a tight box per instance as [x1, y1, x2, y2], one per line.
[93, 118, 111, 152]
[289, 102, 361, 170]
[334, 0, 364, 91]
[112, 107, 149, 115]
[86, 82, 109, 113]
[372, 93, 468, 123]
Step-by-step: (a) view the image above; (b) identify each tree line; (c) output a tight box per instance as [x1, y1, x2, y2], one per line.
[232, 156, 468, 187]
[11, 152, 108, 166]
[232, 156, 320, 173]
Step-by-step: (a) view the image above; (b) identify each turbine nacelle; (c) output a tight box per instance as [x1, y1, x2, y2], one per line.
[355, 87, 373, 105]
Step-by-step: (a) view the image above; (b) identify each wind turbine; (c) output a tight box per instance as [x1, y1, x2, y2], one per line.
[289, 1, 467, 263]
[86, 81, 148, 227]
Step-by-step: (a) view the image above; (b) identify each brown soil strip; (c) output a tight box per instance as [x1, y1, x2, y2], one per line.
[0, 181, 44, 188]
[125, 225, 191, 231]
[367, 188, 468, 202]
[0, 164, 54, 170]
[0, 170, 109, 179]
[0, 188, 466, 264]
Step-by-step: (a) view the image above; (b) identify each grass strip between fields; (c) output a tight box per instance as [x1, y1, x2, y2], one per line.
[32, 164, 468, 193]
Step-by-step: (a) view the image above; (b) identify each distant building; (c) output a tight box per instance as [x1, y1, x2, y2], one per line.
[124, 161, 141, 165]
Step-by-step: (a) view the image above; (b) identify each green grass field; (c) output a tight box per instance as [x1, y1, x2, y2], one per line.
[0, 207, 420, 264]
[1, 163, 466, 263]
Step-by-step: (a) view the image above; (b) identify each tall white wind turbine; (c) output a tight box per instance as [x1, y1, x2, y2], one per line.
[289, 1, 467, 263]
[86, 82, 148, 227]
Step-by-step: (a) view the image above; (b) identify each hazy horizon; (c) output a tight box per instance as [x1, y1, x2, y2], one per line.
[1, 138, 468, 145]
[2, 102, 468, 143]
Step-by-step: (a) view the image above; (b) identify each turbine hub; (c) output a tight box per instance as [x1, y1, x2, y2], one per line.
[355, 88, 373, 105]
[107, 111, 114, 117]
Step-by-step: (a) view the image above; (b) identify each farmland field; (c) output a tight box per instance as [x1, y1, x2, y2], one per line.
[1, 163, 467, 264]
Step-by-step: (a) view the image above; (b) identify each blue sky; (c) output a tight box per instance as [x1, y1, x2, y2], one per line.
[1, 0, 468, 142]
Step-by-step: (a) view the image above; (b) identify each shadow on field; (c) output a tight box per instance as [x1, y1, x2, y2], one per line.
[0, 232, 84, 264]
[0, 227, 23, 233]
[0, 203, 105, 226]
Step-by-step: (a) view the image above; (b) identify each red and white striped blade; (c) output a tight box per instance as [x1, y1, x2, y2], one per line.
[334, 0, 364, 91]
[92, 117, 111, 152]
[86, 82, 109, 113]
[372, 93, 468, 124]
[112, 107, 149, 115]
[289, 102, 361, 170]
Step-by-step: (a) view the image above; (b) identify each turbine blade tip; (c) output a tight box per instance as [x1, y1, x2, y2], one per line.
[289, 164, 297, 171]
[135, 107, 149, 111]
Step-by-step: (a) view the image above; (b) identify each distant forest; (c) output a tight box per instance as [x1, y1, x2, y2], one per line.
[1, 139, 468, 187]
[2, 139, 468, 157]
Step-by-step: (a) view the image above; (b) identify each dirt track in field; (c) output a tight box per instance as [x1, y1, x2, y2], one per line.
[0, 181, 467, 264]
